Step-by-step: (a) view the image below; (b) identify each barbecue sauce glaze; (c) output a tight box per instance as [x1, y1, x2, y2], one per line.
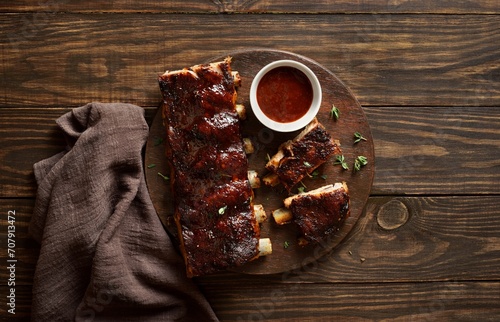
[159, 59, 260, 277]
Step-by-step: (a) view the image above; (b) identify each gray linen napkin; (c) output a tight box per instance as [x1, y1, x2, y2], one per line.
[29, 102, 219, 321]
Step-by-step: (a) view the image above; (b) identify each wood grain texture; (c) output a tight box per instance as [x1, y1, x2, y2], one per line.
[2, 196, 499, 287]
[0, 109, 67, 197]
[1, 0, 499, 14]
[1, 282, 499, 322]
[200, 281, 500, 321]
[2, 282, 499, 321]
[0, 199, 39, 287]
[0, 2, 498, 320]
[1, 14, 499, 108]
[0, 286, 32, 319]
[366, 106, 500, 195]
[1, 106, 498, 198]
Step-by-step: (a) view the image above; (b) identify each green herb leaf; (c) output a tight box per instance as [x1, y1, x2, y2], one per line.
[330, 104, 340, 120]
[354, 156, 368, 172]
[303, 161, 312, 168]
[154, 137, 164, 146]
[157, 172, 169, 181]
[284, 241, 290, 249]
[334, 155, 349, 170]
[354, 132, 367, 144]
[320, 174, 328, 180]
[357, 155, 368, 165]
[306, 169, 320, 179]
[147, 163, 156, 169]
[354, 160, 361, 172]
[218, 205, 228, 215]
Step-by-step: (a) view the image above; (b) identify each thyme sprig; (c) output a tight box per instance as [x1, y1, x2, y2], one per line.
[354, 132, 367, 143]
[334, 155, 349, 170]
[354, 156, 368, 172]
[297, 181, 307, 194]
[157, 172, 169, 181]
[330, 104, 340, 120]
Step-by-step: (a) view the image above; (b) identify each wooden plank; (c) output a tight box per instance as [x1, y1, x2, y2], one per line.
[1, 282, 499, 321]
[1, 14, 499, 107]
[366, 106, 500, 195]
[0, 286, 32, 319]
[2, 196, 499, 287]
[200, 281, 500, 321]
[0, 199, 39, 287]
[0, 0, 499, 14]
[0, 109, 67, 198]
[1, 106, 499, 198]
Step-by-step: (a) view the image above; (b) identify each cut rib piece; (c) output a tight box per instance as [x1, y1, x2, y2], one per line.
[158, 57, 267, 277]
[283, 182, 350, 244]
[264, 118, 341, 191]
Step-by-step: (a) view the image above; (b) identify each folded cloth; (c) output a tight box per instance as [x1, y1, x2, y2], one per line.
[29, 102, 219, 322]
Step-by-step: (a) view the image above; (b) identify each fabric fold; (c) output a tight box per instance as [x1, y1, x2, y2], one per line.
[29, 102, 219, 322]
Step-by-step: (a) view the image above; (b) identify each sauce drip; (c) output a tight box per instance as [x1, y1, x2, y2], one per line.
[257, 66, 313, 123]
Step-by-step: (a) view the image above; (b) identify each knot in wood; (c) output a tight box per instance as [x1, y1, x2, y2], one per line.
[377, 199, 409, 230]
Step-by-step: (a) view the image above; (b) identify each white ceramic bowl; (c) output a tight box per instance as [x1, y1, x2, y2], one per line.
[249, 60, 322, 132]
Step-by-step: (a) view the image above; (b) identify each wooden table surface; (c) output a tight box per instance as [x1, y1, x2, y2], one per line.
[1, 1, 499, 321]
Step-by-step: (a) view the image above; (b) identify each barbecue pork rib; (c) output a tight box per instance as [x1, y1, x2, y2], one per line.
[263, 118, 341, 192]
[158, 58, 263, 277]
[284, 182, 350, 244]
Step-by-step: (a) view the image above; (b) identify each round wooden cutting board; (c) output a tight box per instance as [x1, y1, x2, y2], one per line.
[145, 49, 374, 275]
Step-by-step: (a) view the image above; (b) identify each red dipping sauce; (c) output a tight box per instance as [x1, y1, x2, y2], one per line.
[256, 66, 313, 123]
